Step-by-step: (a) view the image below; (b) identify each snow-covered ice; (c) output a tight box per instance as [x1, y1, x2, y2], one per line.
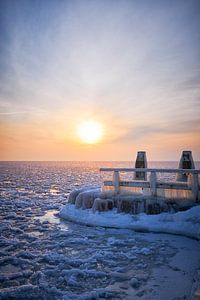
[0, 161, 200, 300]
[60, 204, 200, 240]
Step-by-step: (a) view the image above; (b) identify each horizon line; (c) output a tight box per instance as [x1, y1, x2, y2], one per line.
[0, 160, 200, 163]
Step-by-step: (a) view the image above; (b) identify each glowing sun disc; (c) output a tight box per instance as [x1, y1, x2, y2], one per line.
[77, 120, 103, 144]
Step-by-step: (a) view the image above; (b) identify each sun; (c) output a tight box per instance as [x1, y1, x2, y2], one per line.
[77, 120, 103, 144]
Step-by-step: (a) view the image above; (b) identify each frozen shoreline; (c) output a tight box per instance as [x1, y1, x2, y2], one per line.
[60, 204, 200, 240]
[59, 204, 200, 298]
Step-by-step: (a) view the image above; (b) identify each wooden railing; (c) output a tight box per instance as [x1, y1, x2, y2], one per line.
[100, 168, 200, 201]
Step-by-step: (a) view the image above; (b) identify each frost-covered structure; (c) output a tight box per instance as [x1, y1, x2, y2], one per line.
[176, 150, 195, 181]
[60, 151, 200, 239]
[134, 151, 147, 180]
[68, 187, 177, 215]
[66, 151, 200, 215]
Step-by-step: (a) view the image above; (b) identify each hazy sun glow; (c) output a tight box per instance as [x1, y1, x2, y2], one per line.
[77, 120, 103, 144]
[0, 1, 200, 160]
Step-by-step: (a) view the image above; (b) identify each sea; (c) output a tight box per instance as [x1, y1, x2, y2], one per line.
[0, 161, 200, 300]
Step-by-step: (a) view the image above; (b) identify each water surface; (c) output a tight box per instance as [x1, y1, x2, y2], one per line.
[0, 161, 199, 299]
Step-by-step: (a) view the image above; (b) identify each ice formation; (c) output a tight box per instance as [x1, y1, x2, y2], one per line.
[62, 186, 200, 240]
[0, 161, 200, 299]
[60, 202, 200, 240]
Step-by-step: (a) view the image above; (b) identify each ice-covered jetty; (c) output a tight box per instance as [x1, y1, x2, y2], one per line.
[66, 151, 200, 215]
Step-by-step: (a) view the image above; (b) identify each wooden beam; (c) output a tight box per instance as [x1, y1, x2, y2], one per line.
[103, 180, 191, 191]
[100, 167, 200, 174]
[156, 182, 190, 190]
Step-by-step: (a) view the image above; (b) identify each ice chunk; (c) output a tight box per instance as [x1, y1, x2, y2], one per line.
[130, 277, 140, 288]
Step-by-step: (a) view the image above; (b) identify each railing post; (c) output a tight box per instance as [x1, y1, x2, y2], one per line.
[191, 173, 199, 202]
[150, 171, 157, 196]
[113, 171, 120, 194]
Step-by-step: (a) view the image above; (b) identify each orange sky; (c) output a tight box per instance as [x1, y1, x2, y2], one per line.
[0, 109, 199, 161]
[0, 1, 200, 161]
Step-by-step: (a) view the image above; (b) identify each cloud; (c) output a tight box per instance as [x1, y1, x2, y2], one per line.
[0, 111, 29, 115]
[0, 0, 199, 159]
[108, 118, 200, 144]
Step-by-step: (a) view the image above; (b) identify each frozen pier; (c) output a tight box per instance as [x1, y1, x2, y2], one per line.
[101, 150, 199, 205]
[100, 167, 200, 202]
[68, 151, 200, 214]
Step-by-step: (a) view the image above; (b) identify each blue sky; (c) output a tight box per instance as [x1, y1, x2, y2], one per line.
[0, 0, 200, 160]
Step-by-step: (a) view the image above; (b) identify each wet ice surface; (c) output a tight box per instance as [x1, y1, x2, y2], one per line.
[0, 161, 200, 300]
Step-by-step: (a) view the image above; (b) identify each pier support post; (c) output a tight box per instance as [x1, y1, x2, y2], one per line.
[134, 151, 147, 181]
[191, 173, 199, 202]
[113, 171, 120, 194]
[176, 150, 195, 182]
[150, 171, 157, 196]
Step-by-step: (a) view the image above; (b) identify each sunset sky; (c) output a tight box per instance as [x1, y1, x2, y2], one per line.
[0, 0, 200, 161]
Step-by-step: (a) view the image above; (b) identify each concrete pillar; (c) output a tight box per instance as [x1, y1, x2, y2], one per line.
[176, 150, 195, 182]
[134, 151, 147, 180]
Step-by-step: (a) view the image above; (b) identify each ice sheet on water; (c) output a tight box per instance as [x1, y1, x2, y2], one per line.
[0, 161, 200, 299]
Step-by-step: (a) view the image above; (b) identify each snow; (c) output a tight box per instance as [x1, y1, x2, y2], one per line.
[60, 204, 200, 240]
